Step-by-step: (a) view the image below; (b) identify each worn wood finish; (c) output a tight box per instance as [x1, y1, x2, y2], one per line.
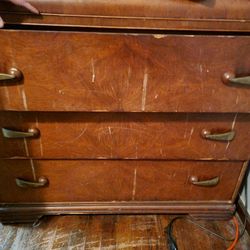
[1, 215, 250, 250]
[0, 159, 245, 202]
[0, 0, 250, 31]
[0, 1, 249, 225]
[0, 31, 250, 112]
[0, 112, 249, 160]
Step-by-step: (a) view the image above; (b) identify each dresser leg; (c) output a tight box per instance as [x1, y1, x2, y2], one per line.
[0, 214, 45, 225]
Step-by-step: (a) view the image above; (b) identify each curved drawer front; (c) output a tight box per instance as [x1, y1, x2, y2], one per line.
[0, 31, 250, 112]
[0, 112, 249, 160]
[0, 160, 245, 203]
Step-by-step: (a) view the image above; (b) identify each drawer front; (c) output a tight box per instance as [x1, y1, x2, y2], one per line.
[0, 160, 245, 203]
[0, 31, 250, 112]
[0, 1, 250, 31]
[1, 112, 250, 160]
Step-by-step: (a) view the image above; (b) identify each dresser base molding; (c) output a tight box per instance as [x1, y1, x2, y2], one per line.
[0, 202, 235, 224]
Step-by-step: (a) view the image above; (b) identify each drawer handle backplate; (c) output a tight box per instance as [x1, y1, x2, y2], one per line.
[0, 68, 23, 83]
[222, 72, 250, 86]
[190, 176, 219, 187]
[2, 128, 40, 138]
[16, 177, 48, 188]
[201, 129, 235, 141]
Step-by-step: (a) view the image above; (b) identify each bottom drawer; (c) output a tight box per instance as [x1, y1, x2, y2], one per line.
[0, 160, 246, 203]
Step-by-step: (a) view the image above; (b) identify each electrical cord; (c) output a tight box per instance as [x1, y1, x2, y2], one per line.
[165, 162, 249, 249]
[165, 215, 241, 250]
[226, 216, 239, 250]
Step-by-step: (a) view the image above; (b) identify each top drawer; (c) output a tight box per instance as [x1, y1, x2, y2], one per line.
[0, 0, 250, 31]
[0, 30, 250, 112]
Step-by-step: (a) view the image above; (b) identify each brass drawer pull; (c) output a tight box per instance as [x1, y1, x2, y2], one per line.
[190, 176, 219, 187]
[2, 128, 40, 138]
[0, 68, 23, 82]
[201, 129, 235, 141]
[222, 72, 250, 86]
[16, 177, 48, 188]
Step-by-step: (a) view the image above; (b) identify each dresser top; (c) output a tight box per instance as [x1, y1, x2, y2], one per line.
[1, 0, 250, 31]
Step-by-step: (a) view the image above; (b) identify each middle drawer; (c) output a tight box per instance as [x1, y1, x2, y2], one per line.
[0, 112, 249, 160]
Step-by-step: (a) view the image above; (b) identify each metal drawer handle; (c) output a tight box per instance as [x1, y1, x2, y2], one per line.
[201, 129, 235, 141]
[0, 68, 23, 82]
[16, 176, 48, 188]
[190, 176, 219, 187]
[222, 72, 250, 86]
[2, 128, 40, 138]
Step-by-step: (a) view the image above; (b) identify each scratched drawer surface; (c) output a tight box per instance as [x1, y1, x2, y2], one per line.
[1, 112, 250, 160]
[0, 31, 250, 112]
[0, 160, 245, 203]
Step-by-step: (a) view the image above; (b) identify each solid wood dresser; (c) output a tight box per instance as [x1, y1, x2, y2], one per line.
[0, 0, 249, 224]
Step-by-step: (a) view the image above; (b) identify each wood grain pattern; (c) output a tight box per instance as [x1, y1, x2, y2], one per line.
[0, 0, 250, 31]
[0, 159, 244, 202]
[0, 31, 250, 112]
[1, 215, 250, 250]
[0, 112, 249, 160]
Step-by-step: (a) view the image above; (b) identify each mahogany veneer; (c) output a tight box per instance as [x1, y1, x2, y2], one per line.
[0, 112, 250, 160]
[0, 31, 250, 112]
[0, 0, 249, 224]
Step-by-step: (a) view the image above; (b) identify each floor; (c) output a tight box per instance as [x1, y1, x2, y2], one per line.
[0, 215, 249, 250]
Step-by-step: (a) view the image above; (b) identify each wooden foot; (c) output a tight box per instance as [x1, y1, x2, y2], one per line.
[0, 214, 44, 225]
[0, 202, 236, 224]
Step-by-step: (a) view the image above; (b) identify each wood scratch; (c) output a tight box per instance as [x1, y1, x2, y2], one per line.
[183, 114, 189, 139]
[199, 64, 203, 74]
[225, 114, 237, 153]
[126, 66, 131, 89]
[20, 87, 28, 111]
[108, 126, 112, 135]
[30, 159, 37, 181]
[141, 68, 148, 111]
[3, 85, 10, 103]
[23, 138, 29, 157]
[235, 95, 239, 105]
[231, 113, 238, 129]
[153, 34, 166, 39]
[70, 128, 87, 143]
[58, 89, 65, 95]
[132, 168, 137, 200]
[188, 127, 194, 145]
[91, 58, 96, 83]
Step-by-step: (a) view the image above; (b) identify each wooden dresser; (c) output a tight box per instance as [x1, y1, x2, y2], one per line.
[0, 0, 249, 224]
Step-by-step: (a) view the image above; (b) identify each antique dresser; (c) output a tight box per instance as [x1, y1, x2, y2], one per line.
[0, 0, 249, 224]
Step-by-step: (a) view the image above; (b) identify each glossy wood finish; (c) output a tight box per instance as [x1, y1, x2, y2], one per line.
[0, 112, 249, 160]
[0, 0, 250, 31]
[1, 215, 250, 250]
[0, 31, 250, 112]
[0, 159, 245, 203]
